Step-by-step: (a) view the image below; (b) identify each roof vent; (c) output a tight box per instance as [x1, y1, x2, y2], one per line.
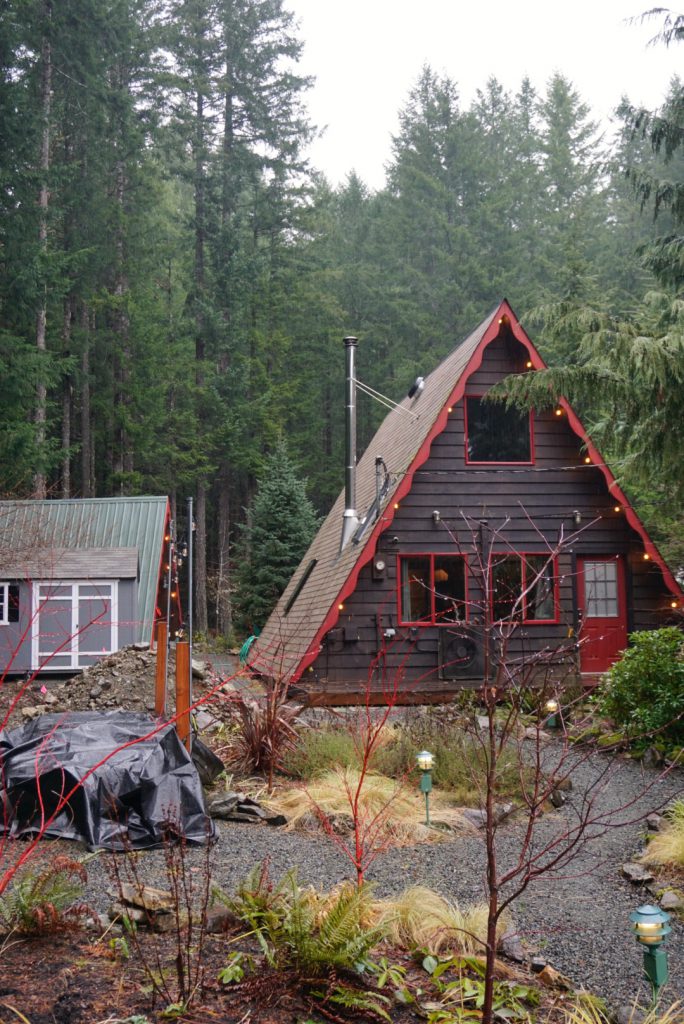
[407, 376, 424, 399]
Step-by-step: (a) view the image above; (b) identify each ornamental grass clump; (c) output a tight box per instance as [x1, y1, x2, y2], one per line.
[565, 997, 684, 1024]
[642, 800, 684, 871]
[281, 724, 394, 780]
[269, 767, 472, 843]
[373, 886, 512, 957]
[374, 718, 528, 806]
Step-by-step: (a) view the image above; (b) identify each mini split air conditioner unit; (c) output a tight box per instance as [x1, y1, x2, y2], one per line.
[439, 626, 486, 681]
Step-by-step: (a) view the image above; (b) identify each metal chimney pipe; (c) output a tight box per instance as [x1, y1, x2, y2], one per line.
[340, 335, 359, 552]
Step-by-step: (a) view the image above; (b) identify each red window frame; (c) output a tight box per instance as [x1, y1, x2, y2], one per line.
[464, 394, 535, 465]
[489, 552, 559, 624]
[397, 553, 469, 626]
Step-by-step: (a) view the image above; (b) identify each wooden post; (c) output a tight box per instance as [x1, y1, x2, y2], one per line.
[154, 620, 167, 717]
[175, 640, 191, 750]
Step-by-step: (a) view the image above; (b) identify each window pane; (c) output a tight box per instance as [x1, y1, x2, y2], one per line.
[400, 556, 431, 622]
[492, 556, 522, 621]
[79, 584, 113, 599]
[39, 584, 72, 599]
[525, 556, 555, 620]
[433, 556, 466, 622]
[466, 396, 531, 462]
[0, 583, 6, 624]
[584, 561, 618, 617]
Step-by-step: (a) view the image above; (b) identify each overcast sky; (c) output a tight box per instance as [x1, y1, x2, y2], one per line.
[288, 1, 681, 190]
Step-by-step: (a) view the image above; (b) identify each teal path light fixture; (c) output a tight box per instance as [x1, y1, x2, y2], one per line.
[544, 698, 560, 729]
[630, 904, 671, 1004]
[416, 750, 434, 826]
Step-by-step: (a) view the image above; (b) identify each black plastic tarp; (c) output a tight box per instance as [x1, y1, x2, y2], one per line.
[0, 710, 217, 849]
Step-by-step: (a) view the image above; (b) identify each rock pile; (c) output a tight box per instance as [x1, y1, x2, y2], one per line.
[2, 643, 231, 725]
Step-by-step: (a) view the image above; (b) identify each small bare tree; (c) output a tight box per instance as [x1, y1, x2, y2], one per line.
[436, 510, 681, 1024]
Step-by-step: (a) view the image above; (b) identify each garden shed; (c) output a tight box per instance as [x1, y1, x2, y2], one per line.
[0, 496, 170, 674]
[252, 300, 683, 704]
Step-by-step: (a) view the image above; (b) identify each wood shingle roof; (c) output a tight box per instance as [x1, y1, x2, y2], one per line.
[251, 304, 501, 683]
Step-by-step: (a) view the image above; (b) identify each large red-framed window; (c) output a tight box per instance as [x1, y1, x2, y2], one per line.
[465, 395, 533, 464]
[398, 554, 467, 625]
[490, 553, 558, 623]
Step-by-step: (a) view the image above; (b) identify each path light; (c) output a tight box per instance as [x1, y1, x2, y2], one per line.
[416, 750, 435, 827]
[544, 698, 560, 729]
[630, 904, 671, 1004]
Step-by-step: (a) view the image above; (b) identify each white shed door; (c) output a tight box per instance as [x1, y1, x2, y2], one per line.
[32, 581, 118, 670]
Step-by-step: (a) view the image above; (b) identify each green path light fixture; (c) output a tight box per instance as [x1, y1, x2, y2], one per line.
[544, 698, 560, 729]
[416, 750, 435, 826]
[630, 904, 671, 1005]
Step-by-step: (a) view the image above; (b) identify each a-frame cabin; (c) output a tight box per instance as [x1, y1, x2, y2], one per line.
[252, 301, 682, 704]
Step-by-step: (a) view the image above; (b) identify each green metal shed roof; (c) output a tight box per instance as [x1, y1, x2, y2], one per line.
[0, 496, 169, 643]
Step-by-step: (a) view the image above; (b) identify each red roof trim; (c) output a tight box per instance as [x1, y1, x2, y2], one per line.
[292, 299, 682, 684]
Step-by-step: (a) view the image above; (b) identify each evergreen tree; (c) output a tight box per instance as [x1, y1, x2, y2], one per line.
[234, 439, 319, 633]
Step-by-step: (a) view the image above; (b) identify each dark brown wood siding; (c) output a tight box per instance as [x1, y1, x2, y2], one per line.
[304, 336, 676, 702]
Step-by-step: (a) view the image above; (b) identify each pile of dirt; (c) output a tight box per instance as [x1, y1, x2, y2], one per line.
[1, 644, 238, 728]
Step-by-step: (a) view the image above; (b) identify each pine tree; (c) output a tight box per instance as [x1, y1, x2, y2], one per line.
[234, 439, 319, 633]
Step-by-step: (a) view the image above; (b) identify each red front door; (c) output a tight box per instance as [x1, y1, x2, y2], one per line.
[577, 556, 628, 673]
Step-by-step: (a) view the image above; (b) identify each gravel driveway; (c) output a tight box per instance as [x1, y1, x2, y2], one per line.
[46, 743, 684, 1012]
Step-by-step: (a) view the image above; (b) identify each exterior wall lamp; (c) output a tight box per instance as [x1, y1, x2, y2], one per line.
[416, 749, 435, 826]
[630, 904, 671, 1004]
[572, 510, 582, 528]
[432, 510, 441, 524]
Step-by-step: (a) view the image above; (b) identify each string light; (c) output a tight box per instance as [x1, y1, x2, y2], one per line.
[584, 456, 592, 464]
[555, 408, 563, 416]
[338, 603, 344, 611]
[394, 502, 400, 509]
[643, 553, 651, 561]
[525, 360, 533, 369]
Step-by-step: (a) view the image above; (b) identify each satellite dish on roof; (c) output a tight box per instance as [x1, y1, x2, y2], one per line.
[408, 376, 425, 399]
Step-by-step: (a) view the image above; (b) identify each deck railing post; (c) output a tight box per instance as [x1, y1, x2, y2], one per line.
[154, 620, 167, 718]
[175, 640, 191, 750]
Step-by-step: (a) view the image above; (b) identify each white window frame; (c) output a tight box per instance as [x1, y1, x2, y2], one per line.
[0, 582, 8, 625]
[31, 580, 119, 670]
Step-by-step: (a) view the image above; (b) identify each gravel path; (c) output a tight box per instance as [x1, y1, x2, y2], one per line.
[48, 744, 684, 1012]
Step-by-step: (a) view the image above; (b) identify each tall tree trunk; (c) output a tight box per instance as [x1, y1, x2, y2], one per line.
[193, 87, 208, 633]
[80, 304, 93, 497]
[33, 1, 53, 499]
[195, 484, 208, 633]
[217, 464, 232, 636]
[113, 150, 132, 490]
[60, 294, 75, 497]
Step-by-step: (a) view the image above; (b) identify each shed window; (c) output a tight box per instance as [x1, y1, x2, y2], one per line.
[466, 396, 532, 463]
[399, 555, 466, 625]
[491, 555, 556, 623]
[0, 582, 19, 625]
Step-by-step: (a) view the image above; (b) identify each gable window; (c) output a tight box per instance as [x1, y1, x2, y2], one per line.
[491, 554, 557, 623]
[0, 582, 19, 625]
[465, 396, 532, 463]
[399, 554, 467, 625]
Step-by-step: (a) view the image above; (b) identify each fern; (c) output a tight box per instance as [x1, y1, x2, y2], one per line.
[312, 982, 392, 1022]
[287, 882, 385, 975]
[225, 863, 387, 977]
[0, 856, 88, 934]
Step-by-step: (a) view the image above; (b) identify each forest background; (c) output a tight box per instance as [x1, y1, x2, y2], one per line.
[2, 0, 683, 638]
